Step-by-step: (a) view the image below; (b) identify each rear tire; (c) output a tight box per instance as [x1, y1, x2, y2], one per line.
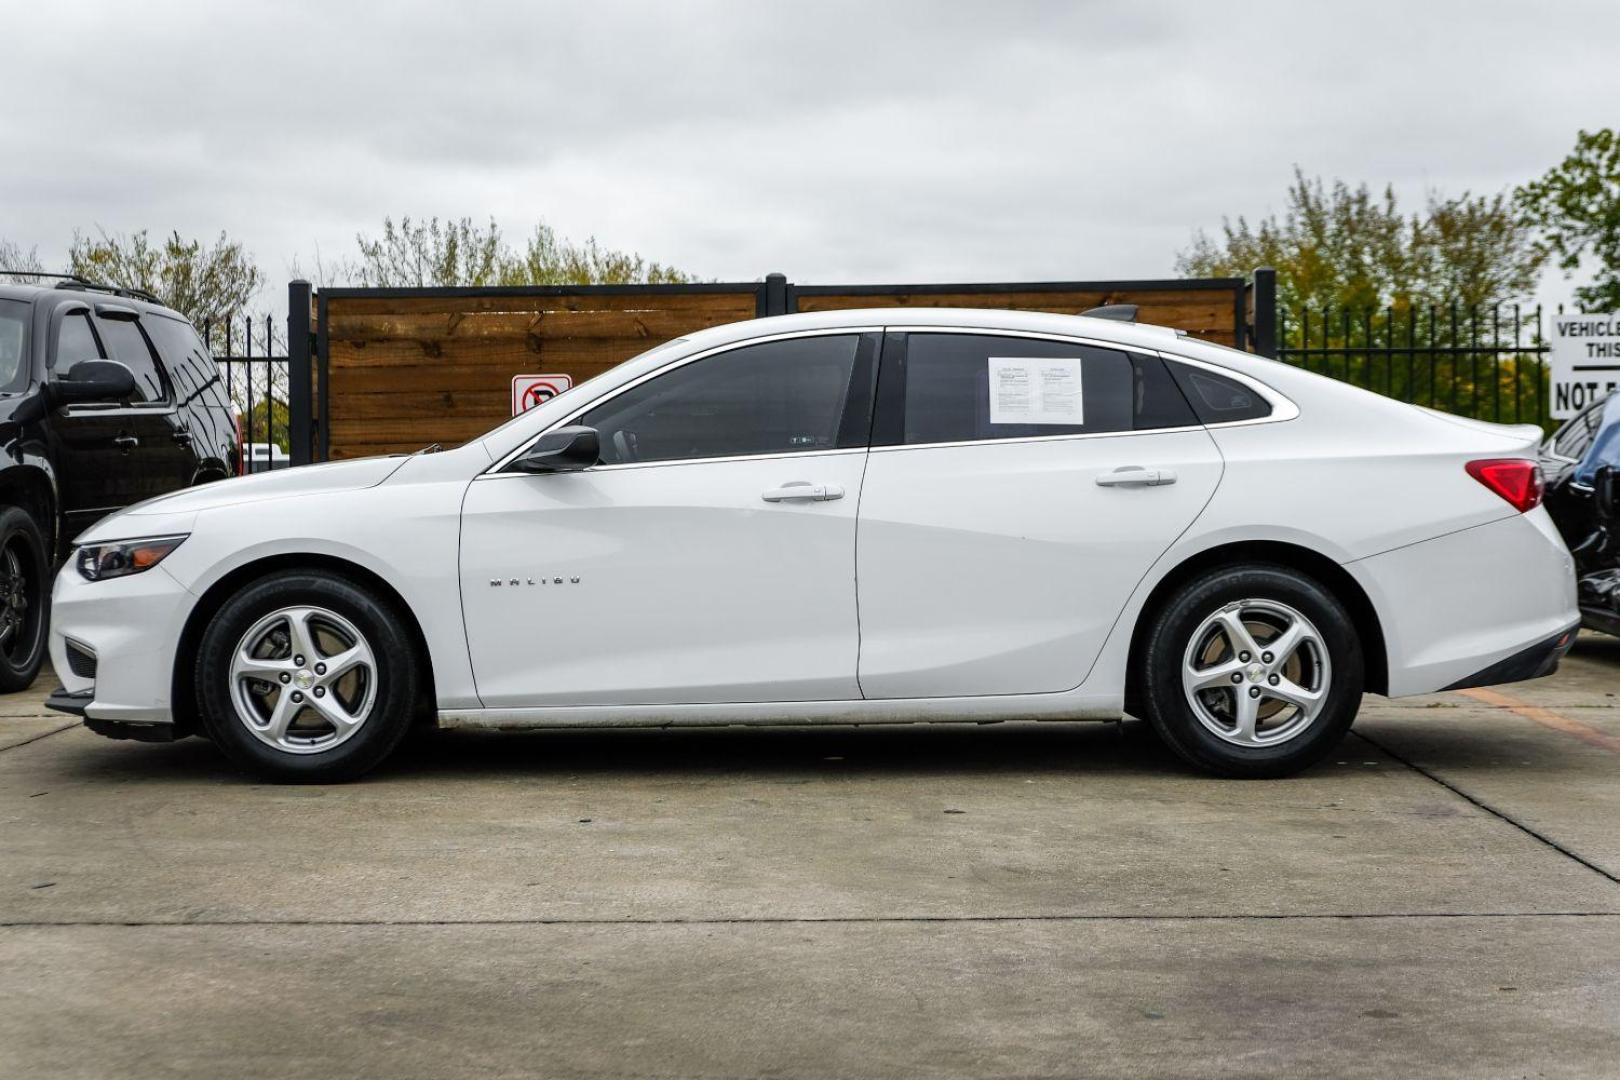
[0, 506, 50, 694]
[196, 571, 418, 783]
[1138, 564, 1363, 778]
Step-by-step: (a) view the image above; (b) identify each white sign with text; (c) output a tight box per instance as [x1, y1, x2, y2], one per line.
[1550, 314, 1620, 419]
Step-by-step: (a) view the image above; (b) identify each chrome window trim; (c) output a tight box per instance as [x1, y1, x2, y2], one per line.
[481, 326, 883, 476]
[479, 322, 1299, 475]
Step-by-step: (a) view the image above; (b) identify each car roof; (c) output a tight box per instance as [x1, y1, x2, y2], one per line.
[0, 279, 186, 320]
[675, 306, 1187, 353]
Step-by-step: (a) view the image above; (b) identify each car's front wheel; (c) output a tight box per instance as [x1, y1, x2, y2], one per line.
[1138, 563, 1364, 778]
[196, 571, 419, 782]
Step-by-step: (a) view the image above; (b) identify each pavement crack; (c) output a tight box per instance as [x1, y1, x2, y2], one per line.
[1352, 728, 1620, 887]
[0, 721, 79, 753]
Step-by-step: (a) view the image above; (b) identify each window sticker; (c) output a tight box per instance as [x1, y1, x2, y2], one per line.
[988, 356, 1083, 425]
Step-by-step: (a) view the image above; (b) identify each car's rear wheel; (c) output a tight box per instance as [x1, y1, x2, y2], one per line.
[1138, 564, 1363, 778]
[196, 571, 418, 782]
[0, 506, 50, 694]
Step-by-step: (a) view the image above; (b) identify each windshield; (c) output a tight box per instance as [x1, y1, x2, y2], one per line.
[0, 299, 27, 393]
[1575, 392, 1620, 487]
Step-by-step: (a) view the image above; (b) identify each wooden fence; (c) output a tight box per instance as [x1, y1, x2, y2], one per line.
[291, 274, 1262, 462]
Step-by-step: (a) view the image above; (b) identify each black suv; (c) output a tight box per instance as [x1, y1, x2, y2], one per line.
[0, 274, 240, 691]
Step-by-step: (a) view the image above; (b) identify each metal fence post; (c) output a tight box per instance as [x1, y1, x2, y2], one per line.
[1251, 267, 1278, 358]
[287, 279, 314, 466]
[764, 272, 788, 317]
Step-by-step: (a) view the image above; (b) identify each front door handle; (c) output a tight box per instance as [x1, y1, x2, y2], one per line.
[1095, 465, 1177, 487]
[761, 481, 845, 503]
[112, 434, 140, 452]
[172, 430, 193, 446]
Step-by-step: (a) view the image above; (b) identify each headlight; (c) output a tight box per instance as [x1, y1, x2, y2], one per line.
[75, 535, 188, 582]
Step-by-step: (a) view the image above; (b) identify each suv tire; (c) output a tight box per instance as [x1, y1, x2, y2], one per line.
[196, 571, 418, 783]
[0, 506, 49, 693]
[1138, 563, 1364, 778]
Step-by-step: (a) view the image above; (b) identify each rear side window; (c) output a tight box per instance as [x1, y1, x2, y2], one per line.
[897, 334, 1134, 444]
[1167, 361, 1273, 423]
[94, 318, 167, 403]
[144, 315, 221, 405]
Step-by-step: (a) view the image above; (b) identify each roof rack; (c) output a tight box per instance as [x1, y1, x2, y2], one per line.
[0, 270, 163, 306]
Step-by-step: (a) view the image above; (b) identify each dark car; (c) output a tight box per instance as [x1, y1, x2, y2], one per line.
[0, 274, 240, 690]
[1538, 392, 1620, 636]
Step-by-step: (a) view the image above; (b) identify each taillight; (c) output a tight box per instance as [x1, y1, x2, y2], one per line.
[233, 409, 245, 476]
[1466, 458, 1543, 513]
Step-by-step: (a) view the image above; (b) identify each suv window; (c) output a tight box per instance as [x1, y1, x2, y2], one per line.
[0, 299, 29, 393]
[895, 334, 1146, 445]
[1166, 361, 1273, 423]
[144, 314, 223, 407]
[54, 310, 105, 369]
[582, 334, 863, 465]
[94, 317, 167, 403]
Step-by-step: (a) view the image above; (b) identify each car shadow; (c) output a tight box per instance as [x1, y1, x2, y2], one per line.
[58, 717, 1218, 786]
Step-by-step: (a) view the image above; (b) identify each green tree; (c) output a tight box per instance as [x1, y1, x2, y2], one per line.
[1178, 169, 1542, 313]
[67, 228, 264, 327]
[498, 223, 691, 285]
[1515, 128, 1620, 310]
[351, 216, 692, 287]
[352, 216, 506, 287]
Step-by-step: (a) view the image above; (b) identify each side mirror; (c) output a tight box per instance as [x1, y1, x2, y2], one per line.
[510, 425, 600, 473]
[51, 359, 138, 407]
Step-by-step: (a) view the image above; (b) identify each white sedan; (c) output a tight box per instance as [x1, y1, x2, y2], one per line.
[47, 308, 1579, 781]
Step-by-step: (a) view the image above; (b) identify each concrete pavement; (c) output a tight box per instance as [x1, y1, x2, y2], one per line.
[3, 639, 1618, 1078]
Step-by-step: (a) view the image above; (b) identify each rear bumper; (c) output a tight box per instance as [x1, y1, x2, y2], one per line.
[1441, 620, 1581, 690]
[1349, 508, 1580, 696]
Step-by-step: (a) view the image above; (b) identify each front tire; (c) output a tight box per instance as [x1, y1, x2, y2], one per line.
[0, 506, 50, 693]
[1138, 564, 1364, 778]
[196, 571, 418, 782]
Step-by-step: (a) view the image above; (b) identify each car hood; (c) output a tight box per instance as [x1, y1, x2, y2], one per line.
[122, 456, 410, 517]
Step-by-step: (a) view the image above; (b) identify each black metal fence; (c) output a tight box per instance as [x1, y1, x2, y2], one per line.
[1276, 302, 1553, 429]
[202, 315, 291, 471]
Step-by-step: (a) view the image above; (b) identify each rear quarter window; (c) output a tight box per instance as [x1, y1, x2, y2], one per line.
[1166, 361, 1273, 424]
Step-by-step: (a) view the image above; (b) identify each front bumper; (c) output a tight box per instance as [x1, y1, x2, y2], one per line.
[48, 560, 194, 727]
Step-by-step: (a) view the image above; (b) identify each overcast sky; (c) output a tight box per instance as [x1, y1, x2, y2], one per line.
[3, 0, 1616, 307]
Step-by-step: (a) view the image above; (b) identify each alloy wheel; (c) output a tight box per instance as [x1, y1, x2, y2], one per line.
[229, 605, 378, 754]
[1181, 598, 1332, 747]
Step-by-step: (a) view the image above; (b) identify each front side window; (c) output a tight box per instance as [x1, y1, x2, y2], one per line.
[93, 317, 167, 403]
[54, 310, 104, 369]
[0, 299, 29, 393]
[894, 334, 1143, 445]
[581, 334, 864, 465]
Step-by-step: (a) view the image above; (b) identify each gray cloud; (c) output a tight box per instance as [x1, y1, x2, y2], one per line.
[3, 0, 1615, 305]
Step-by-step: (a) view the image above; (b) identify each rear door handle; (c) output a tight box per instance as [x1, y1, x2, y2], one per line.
[1095, 466, 1177, 487]
[112, 434, 140, 452]
[761, 481, 845, 503]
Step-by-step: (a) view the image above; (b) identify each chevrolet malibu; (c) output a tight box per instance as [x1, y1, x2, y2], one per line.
[47, 309, 1579, 782]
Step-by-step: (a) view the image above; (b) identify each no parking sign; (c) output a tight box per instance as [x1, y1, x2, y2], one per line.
[511, 373, 574, 415]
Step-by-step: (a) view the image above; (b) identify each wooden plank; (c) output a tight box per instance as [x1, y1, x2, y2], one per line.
[326, 362, 621, 396]
[326, 292, 756, 317]
[328, 416, 498, 446]
[328, 337, 662, 370]
[327, 389, 511, 421]
[325, 307, 743, 344]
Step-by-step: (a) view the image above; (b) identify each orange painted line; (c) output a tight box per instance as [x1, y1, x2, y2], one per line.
[1458, 687, 1620, 755]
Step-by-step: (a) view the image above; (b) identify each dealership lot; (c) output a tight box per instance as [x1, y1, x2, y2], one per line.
[2, 639, 1618, 1079]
